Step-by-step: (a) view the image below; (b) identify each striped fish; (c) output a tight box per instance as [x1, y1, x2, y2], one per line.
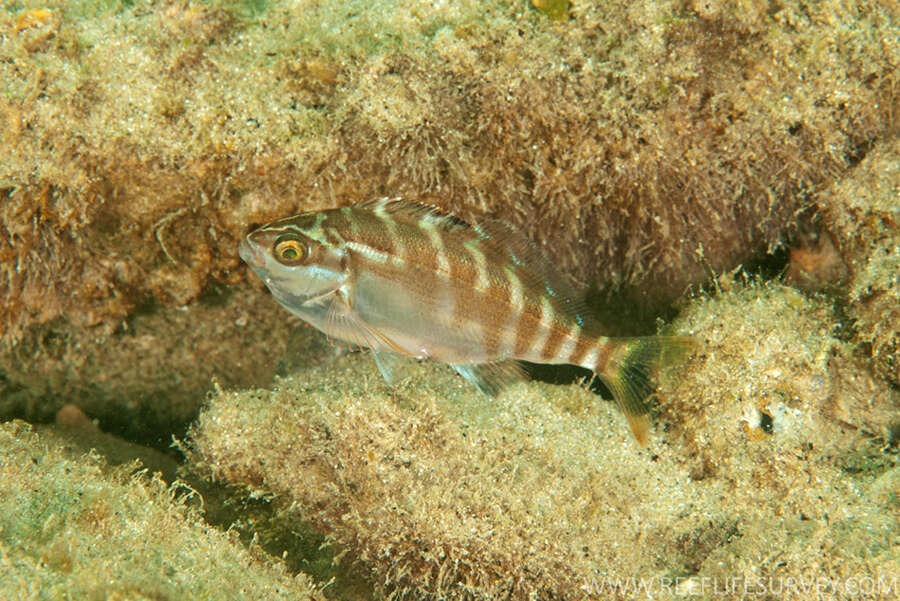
[239, 198, 694, 445]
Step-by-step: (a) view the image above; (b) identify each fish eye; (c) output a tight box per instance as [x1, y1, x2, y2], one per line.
[273, 236, 307, 265]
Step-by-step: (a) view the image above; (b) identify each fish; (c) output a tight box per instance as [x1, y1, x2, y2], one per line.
[239, 198, 695, 445]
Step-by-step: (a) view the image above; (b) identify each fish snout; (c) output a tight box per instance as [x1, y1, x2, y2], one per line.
[239, 236, 266, 268]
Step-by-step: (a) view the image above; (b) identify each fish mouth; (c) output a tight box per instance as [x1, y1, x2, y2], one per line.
[239, 234, 330, 308]
[238, 238, 299, 296]
[239, 237, 276, 287]
[239, 237, 266, 267]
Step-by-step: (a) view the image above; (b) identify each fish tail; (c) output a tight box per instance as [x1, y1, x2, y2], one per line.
[592, 336, 697, 446]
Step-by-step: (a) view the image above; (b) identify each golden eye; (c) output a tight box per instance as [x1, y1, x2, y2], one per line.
[273, 237, 307, 265]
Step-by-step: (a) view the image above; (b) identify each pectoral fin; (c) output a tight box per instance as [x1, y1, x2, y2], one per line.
[371, 351, 412, 385]
[450, 360, 529, 396]
[325, 293, 408, 356]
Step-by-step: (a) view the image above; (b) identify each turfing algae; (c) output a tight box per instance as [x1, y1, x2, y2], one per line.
[1, 0, 898, 599]
[0, 421, 323, 601]
[2, 0, 897, 340]
[189, 281, 899, 601]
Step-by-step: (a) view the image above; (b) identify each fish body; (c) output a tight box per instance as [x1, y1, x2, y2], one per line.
[240, 198, 692, 444]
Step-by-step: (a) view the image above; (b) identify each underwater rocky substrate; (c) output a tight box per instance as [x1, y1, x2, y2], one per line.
[1, 0, 898, 597]
[1, 135, 898, 601]
[184, 279, 899, 601]
[2, 271, 898, 601]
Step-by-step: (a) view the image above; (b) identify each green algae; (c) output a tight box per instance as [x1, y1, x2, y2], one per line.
[0, 421, 324, 601]
[531, 0, 569, 20]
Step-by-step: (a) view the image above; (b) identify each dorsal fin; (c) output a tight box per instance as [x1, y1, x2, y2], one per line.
[355, 197, 470, 233]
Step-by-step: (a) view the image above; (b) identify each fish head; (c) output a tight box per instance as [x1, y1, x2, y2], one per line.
[240, 213, 346, 305]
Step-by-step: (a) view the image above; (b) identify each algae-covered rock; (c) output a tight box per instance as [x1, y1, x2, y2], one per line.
[2, 0, 898, 596]
[662, 281, 898, 466]
[189, 282, 899, 600]
[0, 420, 324, 601]
[818, 137, 900, 387]
[191, 357, 714, 600]
[0, 288, 324, 447]
[1, 0, 897, 343]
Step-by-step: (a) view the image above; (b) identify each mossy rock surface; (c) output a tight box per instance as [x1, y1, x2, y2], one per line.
[2, 0, 898, 458]
[2, 0, 897, 340]
[0, 421, 324, 601]
[1, 0, 898, 597]
[817, 138, 900, 388]
[190, 282, 900, 600]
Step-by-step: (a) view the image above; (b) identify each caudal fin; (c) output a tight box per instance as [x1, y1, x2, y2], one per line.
[594, 336, 697, 446]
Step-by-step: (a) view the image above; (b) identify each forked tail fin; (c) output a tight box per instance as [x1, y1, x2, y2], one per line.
[594, 336, 697, 446]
